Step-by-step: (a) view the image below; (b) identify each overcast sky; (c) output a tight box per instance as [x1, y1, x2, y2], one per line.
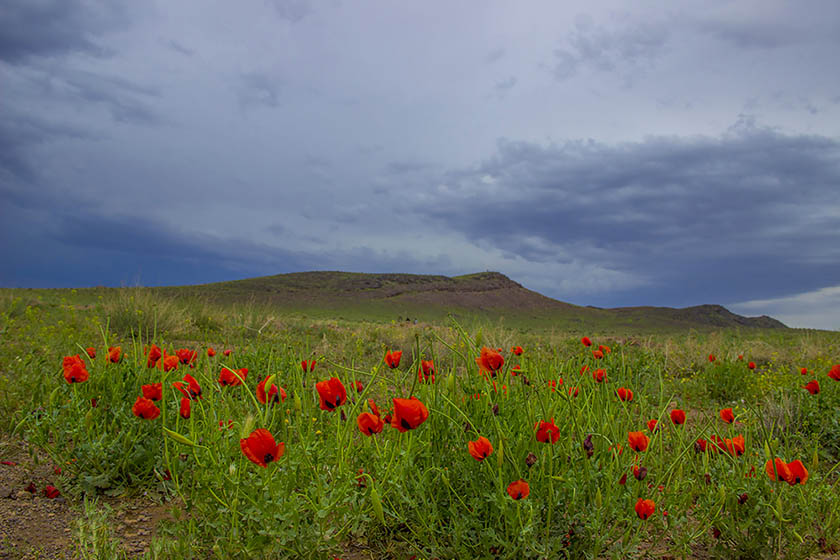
[2, 1, 839, 329]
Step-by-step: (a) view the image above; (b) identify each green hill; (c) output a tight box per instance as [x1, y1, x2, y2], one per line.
[145, 270, 787, 332]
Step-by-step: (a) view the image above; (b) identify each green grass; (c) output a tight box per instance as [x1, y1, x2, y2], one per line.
[0, 288, 839, 558]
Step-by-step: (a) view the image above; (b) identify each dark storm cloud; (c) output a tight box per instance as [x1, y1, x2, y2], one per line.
[0, 0, 129, 62]
[0, 111, 97, 185]
[415, 123, 840, 307]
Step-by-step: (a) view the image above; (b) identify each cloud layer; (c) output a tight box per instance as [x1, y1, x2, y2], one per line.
[2, 0, 839, 328]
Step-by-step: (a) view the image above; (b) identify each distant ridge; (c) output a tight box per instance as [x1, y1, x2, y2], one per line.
[157, 271, 787, 331]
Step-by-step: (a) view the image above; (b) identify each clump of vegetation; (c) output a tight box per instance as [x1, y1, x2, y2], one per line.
[2, 288, 839, 559]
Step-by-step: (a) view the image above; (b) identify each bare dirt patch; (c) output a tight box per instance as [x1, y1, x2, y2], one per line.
[0, 436, 169, 559]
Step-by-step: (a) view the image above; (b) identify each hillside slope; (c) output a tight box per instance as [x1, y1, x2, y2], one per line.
[156, 271, 786, 331]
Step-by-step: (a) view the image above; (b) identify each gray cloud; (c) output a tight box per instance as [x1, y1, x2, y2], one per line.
[412, 123, 840, 306]
[552, 18, 669, 82]
[266, 0, 312, 23]
[0, 0, 131, 62]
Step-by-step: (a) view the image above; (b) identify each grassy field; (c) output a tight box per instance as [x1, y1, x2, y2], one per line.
[0, 288, 839, 559]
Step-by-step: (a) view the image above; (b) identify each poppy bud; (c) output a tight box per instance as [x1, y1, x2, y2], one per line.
[492, 403, 499, 416]
[525, 452, 537, 468]
[633, 465, 648, 481]
[496, 438, 504, 469]
[618, 473, 627, 485]
[738, 493, 748, 505]
[370, 486, 385, 525]
[583, 434, 594, 458]
[595, 488, 602, 509]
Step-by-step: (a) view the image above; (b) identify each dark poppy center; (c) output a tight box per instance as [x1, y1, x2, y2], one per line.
[795, 477, 801, 484]
[264, 453, 274, 464]
[325, 400, 335, 409]
[335, 395, 341, 406]
[401, 418, 412, 430]
[367, 428, 373, 435]
[516, 492, 522, 499]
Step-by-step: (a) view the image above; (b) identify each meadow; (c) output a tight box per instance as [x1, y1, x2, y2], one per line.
[0, 288, 839, 559]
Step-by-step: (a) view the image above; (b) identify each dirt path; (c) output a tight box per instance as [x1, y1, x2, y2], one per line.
[0, 436, 168, 559]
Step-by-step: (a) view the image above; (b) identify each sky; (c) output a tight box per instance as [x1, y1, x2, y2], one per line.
[1, 1, 839, 329]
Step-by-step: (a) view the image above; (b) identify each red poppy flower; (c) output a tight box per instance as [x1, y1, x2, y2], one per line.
[316, 377, 347, 411]
[616, 387, 633, 402]
[384, 350, 402, 369]
[146, 345, 162, 368]
[737, 354, 744, 361]
[352, 380, 363, 392]
[132, 396, 160, 420]
[476, 347, 504, 375]
[301, 360, 316, 373]
[765, 458, 792, 482]
[207, 347, 216, 357]
[800, 367, 809, 376]
[1, 461, 17, 466]
[592, 369, 606, 383]
[598, 344, 611, 354]
[581, 337, 592, 347]
[803, 380, 820, 394]
[628, 431, 649, 452]
[219, 367, 248, 387]
[729, 434, 745, 456]
[708, 354, 716, 363]
[747, 361, 756, 370]
[618, 473, 627, 485]
[85, 347, 96, 359]
[511, 346, 523, 356]
[714, 434, 745, 456]
[390, 397, 429, 432]
[176, 348, 197, 365]
[506, 479, 530, 500]
[647, 419, 658, 432]
[256, 375, 286, 405]
[43, 485, 60, 499]
[158, 353, 179, 372]
[719, 408, 734, 424]
[141, 383, 163, 402]
[417, 368, 436, 384]
[240, 429, 284, 468]
[635, 498, 655, 520]
[467, 436, 493, 461]
[535, 419, 560, 444]
[179, 397, 191, 419]
[785, 459, 808, 485]
[670, 409, 686, 425]
[357, 412, 384, 436]
[367, 398, 380, 417]
[828, 364, 840, 381]
[108, 346, 122, 363]
[592, 350, 604, 360]
[568, 386, 579, 397]
[511, 365, 521, 376]
[418, 360, 435, 383]
[219, 420, 233, 430]
[62, 355, 89, 384]
[223, 349, 232, 357]
[172, 373, 202, 400]
[695, 438, 708, 453]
